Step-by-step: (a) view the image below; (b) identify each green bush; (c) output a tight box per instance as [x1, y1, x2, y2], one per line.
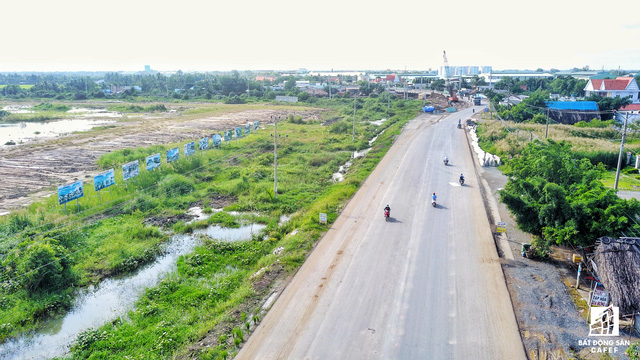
[329, 120, 349, 134]
[33, 102, 71, 112]
[157, 174, 195, 197]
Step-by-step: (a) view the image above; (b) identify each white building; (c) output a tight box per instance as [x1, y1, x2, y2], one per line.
[584, 77, 640, 103]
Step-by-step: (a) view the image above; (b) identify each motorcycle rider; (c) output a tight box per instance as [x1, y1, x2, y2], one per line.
[384, 204, 391, 217]
[443, 155, 449, 165]
[459, 173, 465, 183]
[432, 193, 437, 202]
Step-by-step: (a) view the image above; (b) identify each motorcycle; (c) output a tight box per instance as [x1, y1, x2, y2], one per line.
[459, 177, 465, 186]
[457, 123, 462, 129]
[384, 209, 390, 221]
[431, 199, 436, 207]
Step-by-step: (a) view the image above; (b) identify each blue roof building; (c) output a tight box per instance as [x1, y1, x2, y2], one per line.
[545, 101, 599, 111]
[545, 101, 600, 124]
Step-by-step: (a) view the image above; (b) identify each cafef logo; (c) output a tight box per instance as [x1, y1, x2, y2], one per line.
[589, 305, 619, 336]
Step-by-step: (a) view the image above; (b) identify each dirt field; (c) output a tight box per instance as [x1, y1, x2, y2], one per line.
[0, 102, 325, 214]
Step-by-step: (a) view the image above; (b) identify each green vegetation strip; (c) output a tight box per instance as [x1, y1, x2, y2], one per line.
[0, 98, 419, 358]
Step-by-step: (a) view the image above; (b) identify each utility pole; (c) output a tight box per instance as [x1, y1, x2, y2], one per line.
[273, 117, 279, 199]
[545, 107, 550, 139]
[353, 96, 356, 141]
[614, 112, 629, 190]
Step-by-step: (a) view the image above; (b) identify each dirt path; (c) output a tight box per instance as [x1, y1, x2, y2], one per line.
[0, 103, 324, 213]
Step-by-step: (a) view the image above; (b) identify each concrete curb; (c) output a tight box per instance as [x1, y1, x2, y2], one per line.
[463, 124, 515, 260]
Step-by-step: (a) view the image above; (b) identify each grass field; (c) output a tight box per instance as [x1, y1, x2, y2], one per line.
[0, 98, 421, 358]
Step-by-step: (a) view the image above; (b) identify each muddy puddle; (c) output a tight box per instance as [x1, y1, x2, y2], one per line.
[0, 119, 116, 147]
[0, 222, 265, 360]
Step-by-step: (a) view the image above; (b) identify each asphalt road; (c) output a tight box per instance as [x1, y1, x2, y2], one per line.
[236, 107, 526, 359]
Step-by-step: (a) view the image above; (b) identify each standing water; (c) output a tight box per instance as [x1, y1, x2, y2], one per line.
[0, 223, 264, 360]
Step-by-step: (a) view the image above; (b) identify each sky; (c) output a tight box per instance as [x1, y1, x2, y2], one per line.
[2, 0, 639, 73]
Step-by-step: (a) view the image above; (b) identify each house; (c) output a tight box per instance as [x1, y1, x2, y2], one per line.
[255, 76, 276, 82]
[385, 74, 402, 83]
[584, 77, 640, 103]
[301, 88, 328, 97]
[616, 104, 640, 122]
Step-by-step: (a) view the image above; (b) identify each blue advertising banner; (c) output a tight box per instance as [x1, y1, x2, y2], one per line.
[122, 160, 140, 180]
[94, 169, 115, 192]
[213, 133, 222, 146]
[185, 142, 195, 156]
[166, 147, 179, 163]
[146, 153, 161, 171]
[244, 124, 251, 134]
[58, 180, 84, 205]
[253, 121, 259, 131]
[224, 130, 232, 141]
[199, 137, 209, 150]
[122, 160, 140, 181]
[235, 127, 242, 138]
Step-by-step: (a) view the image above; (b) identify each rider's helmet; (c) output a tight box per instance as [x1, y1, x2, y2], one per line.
[386, 204, 389, 207]
[433, 193, 435, 195]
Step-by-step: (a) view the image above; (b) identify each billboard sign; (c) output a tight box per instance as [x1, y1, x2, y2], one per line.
[199, 137, 209, 150]
[244, 124, 251, 134]
[213, 133, 222, 146]
[94, 169, 115, 192]
[58, 180, 84, 205]
[122, 160, 140, 180]
[166, 147, 179, 163]
[146, 153, 161, 171]
[185, 142, 195, 156]
[235, 127, 242, 138]
[254, 121, 259, 130]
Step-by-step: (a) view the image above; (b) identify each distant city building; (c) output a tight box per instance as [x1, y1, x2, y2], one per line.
[481, 72, 554, 86]
[439, 66, 492, 78]
[584, 77, 640, 103]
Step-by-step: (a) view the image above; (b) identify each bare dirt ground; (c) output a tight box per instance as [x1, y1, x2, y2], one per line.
[0, 102, 325, 213]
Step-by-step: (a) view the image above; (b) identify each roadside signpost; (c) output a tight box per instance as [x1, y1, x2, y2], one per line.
[319, 213, 327, 224]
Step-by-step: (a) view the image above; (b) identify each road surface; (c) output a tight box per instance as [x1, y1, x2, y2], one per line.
[236, 107, 526, 359]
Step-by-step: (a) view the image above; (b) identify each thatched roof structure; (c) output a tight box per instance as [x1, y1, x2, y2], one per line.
[593, 238, 640, 316]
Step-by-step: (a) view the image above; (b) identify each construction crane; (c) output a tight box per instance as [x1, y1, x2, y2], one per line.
[442, 51, 458, 103]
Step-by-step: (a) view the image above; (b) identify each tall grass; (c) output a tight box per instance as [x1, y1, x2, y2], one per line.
[475, 117, 640, 168]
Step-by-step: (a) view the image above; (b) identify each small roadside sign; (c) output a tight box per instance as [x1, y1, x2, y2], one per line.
[496, 222, 507, 233]
[319, 213, 327, 224]
[591, 289, 610, 307]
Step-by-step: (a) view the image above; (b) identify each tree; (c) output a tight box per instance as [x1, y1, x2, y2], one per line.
[470, 75, 486, 87]
[358, 80, 374, 96]
[431, 79, 445, 91]
[284, 78, 296, 92]
[585, 94, 632, 120]
[500, 140, 640, 248]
